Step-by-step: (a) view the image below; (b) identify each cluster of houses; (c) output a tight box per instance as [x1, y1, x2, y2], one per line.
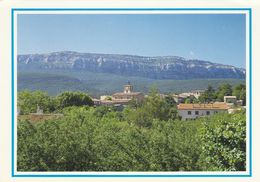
[172, 90, 204, 103]
[92, 82, 245, 120]
[21, 82, 244, 121]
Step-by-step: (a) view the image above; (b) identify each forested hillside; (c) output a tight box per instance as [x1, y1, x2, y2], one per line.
[18, 71, 245, 96]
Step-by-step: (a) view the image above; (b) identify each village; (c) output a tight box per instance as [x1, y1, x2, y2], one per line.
[18, 82, 245, 121]
[15, 12, 248, 172]
[91, 82, 245, 121]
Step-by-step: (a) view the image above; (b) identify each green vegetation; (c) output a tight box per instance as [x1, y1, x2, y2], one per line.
[216, 83, 233, 101]
[18, 90, 93, 114]
[56, 91, 94, 109]
[18, 90, 56, 115]
[199, 85, 217, 103]
[233, 84, 246, 105]
[198, 83, 246, 105]
[199, 111, 246, 171]
[18, 70, 245, 96]
[17, 86, 246, 172]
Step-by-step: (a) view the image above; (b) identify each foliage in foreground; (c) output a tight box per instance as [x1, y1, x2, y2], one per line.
[17, 107, 246, 171]
[199, 112, 246, 171]
[17, 87, 246, 171]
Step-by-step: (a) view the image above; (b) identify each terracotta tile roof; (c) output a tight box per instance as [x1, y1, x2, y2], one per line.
[177, 103, 229, 110]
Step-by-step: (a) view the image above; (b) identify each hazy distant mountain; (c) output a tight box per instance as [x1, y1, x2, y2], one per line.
[17, 51, 246, 80]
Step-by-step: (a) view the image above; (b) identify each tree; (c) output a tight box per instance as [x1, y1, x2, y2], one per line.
[192, 97, 200, 103]
[18, 90, 55, 114]
[128, 98, 143, 109]
[216, 83, 233, 101]
[17, 88, 246, 172]
[199, 85, 216, 103]
[18, 107, 100, 171]
[93, 105, 115, 118]
[18, 90, 35, 114]
[123, 87, 179, 128]
[17, 120, 46, 171]
[199, 112, 246, 171]
[148, 119, 203, 171]
[233, 84, 246, 105]
[144, 87, 176, 121]
[164, 95, 177, 107]
[184, 97, 192, 104]
[56, 91, 93, 109]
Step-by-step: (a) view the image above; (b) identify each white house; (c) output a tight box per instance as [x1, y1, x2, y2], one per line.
[177, 103, 229, 121]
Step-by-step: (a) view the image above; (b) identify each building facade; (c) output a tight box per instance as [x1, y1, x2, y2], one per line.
[224, 96, 237, 104]
[177, 103, 229, 120]
[112, 82, 144, 102]
[94, 82, 144, 106]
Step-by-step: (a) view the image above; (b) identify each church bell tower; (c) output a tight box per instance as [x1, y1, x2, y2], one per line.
[124, 81, 133, 93]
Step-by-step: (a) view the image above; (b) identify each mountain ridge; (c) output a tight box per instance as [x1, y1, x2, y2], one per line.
[17, 51, 246, 80]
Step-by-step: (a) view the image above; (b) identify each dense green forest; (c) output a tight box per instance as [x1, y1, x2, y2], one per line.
[18, 70, 245, 96]
[17, 84, 246, 171]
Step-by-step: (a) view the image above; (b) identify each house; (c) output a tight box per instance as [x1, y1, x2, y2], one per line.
[172, 94, 186, 103]
[224, 96, 244, 106]
[179, 90, 205, 99]
[191, 90, 205, 99]
[92, 98, 101, 106]
[224, 96, 237, 104]
[100, 95, 111, 101]
[177, 103, 229, 121]
[172, 90, 205, 104]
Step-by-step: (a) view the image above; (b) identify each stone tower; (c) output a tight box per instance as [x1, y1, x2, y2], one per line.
[124, 81, 133, 93]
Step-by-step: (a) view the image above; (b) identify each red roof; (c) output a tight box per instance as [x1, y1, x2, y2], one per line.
[177, 103, 229, 110]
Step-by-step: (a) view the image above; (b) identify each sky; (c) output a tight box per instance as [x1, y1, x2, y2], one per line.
[17, 14, 246, 68]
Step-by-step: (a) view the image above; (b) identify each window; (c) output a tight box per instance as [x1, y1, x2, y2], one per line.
[188, 111, 192, 115]
[195, 111, 199, 115]
[206, 111, 210, 115]
[214, 111, 218, 114]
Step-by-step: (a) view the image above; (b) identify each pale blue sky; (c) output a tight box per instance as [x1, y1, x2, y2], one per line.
[17, 14, 246, 68]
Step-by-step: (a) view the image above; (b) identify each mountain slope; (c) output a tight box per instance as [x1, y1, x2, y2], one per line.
[17, 51, 245, 79]
[17, 51, 245, 80]
[18, 71, 245, 96]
